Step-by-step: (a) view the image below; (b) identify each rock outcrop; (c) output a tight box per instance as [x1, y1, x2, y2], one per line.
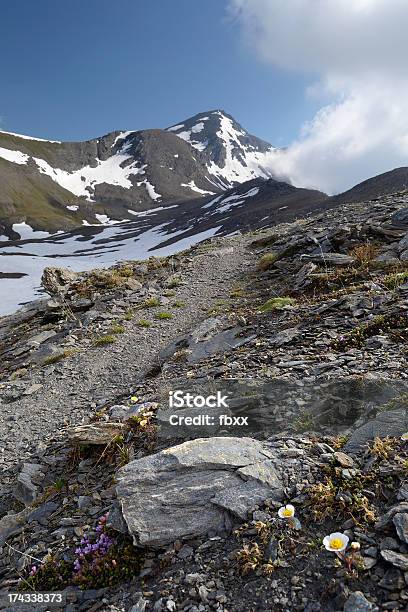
[116, 437, 283, 547]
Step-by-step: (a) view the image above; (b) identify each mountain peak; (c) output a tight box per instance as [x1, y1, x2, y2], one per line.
[167, 110, 276, 189]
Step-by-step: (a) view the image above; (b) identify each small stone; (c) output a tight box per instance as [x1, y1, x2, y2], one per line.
[362, 557, 377, 569]
[198, 586, 209, 603]
[13, 463, 44, 505]
[333, 451, 354, 468]
[78, 496, 92, 511]
[178, 545, 194, 559]
[379, 568, 405, 591]
[28, 502, 59, 526]
[343, 591, 378, 612]
[381, 550, 408, 570]
[0, 509, 29, 546]
[68, 422, 126, 445]
[264, 537, 278, 562]
[380, 537, 399, 551]
[130, 597, 148, 612]
[23, 383, 43, 396]
[393, 513, 408, 544]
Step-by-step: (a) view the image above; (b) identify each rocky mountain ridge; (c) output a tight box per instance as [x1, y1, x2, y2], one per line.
[0, 111, 279, 236]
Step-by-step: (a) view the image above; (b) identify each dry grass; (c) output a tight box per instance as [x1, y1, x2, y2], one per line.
[350, 243, 378, 266]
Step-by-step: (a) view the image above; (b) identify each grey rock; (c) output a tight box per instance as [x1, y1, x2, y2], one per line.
[300, 252, 355, 266]
[391, 208, 408, 228]
[378, 568, 405, 590]
[188, 327, 256, 363]
[42, 267, 78, 296]
[268, 327, 300, 347]
[28, 501, 59, 526]
[362, 557, 377, 569]
[380, 537, 399, 551]
[78, 496, 92, 511]
[27, 330, 57, 347]
[68, 422, 126, 445]
[376, 503, 408, 530]
[13, 462, 44, 505]
[23, 383, 43, 396]
[293, 262, 317, 291]
[130, 597, 148, 612]
[381, 549, 408, 570]
[264, 537, 279, 562]
[116, 437, 282, 548]
[0, 509, 29, 546]
[393, 512, 408, 544]
[345, 409, 408, 453]
[333, 451, 355, 467]
[343, 591, 378, 612]
[109, 402, 157, 422]
[398, 232, 408, 250]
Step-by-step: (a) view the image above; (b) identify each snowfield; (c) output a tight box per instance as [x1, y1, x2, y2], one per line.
[0, 221, 221, 316]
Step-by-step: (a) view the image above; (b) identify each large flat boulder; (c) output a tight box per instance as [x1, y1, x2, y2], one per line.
[116, 437, 282, 548]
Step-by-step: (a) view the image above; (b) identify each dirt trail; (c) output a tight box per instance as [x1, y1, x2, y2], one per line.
[0, 235, 257, 474]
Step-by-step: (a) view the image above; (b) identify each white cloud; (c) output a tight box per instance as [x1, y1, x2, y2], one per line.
[230, 0, 408, 194]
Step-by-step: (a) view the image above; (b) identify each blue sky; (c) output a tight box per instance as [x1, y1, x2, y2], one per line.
[0, 0, 318, 144]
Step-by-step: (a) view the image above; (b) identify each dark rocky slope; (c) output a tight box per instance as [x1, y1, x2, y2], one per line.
[331, 167, 408, 206]
[0, 191, 408, 610]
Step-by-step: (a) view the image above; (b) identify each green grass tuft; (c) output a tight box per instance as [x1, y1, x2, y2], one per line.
[109, 324, 125, 334]
[42, 349, 79, 365]
[260, 297, 296, 312]
[155, 311, 173, 320]
[137, 319, 152, 328]
[257, 252, 278, 271]
[94, 334, 116, 346]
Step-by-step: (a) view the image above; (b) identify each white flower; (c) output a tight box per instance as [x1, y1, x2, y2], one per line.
[401, 433, 408, 441]
[350, 541, 360, 551]
[323, 532, 349, 553]
[278, 504, 295, 519]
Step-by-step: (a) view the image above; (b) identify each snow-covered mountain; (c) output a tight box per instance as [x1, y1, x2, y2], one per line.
[0, 110, 277, 238]
[167, 110, 276, 188]
[0, 176, 329, 315]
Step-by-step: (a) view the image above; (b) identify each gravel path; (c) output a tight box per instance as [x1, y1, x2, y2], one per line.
[0, 236, 256, 475]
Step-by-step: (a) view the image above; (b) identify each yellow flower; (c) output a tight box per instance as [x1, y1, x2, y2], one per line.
[130, 396, 138, 403]
[323, 532, 349, 552]
[401, 433, 408, 440]
[278, 504, 295, 519]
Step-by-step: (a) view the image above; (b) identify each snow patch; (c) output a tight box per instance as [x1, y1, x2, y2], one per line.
[0, 130, 60, 143]
[203, 186, 259, 214]
[127, 204, 179, 217]
[181, 181, 215, 196]
[0, 221, 221, 316]
[66, 205, 79, 212]
[95, 214, 123, 225]
[32, 155, 147, 201]
[0, 147, 30, 165]
[112, 131, 134, 147]
[142, 180, 161, 201]
[167, 124, 185, 132]
[12, 223, 51, 239]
